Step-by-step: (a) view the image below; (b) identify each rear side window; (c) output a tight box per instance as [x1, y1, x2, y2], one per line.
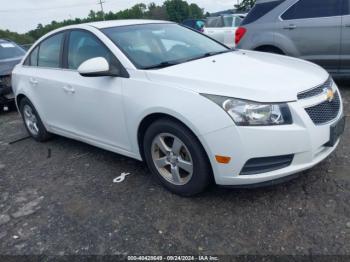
[205, 17, 224, 28]
[344, 0, 350, 15]
[282, 0, 343, 20]
[38, 33, 64, 68]
[241, 0, 286, 25]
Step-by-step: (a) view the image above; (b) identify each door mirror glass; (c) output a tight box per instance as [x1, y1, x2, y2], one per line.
[78, 57, 111, 77]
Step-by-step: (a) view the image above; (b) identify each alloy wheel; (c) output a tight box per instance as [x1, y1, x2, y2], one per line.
[23, 105, 39, 136]
[151, 133, 194, 186]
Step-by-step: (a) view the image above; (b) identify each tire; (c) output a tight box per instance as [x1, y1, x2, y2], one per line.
[19, 97, 52, 142]
[256, 46, 284, 55]
[143, 119, 212, 196]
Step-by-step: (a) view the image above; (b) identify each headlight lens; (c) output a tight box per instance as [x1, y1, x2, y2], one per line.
[202, 94, 293, 126]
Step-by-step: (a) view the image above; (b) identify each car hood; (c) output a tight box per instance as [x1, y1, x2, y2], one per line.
[0, 57, 23, 76]
[146, 50, 329, 102]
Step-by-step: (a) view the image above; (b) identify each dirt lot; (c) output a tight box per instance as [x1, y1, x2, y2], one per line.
[0, 83, 349, 257]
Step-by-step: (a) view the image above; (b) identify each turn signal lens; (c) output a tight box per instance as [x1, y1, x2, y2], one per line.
[215, 155, 231, 164]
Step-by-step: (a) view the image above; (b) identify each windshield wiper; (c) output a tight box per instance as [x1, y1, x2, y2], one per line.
[189, 49, 233, 62]
[142, 50, 233, 70]
[142, 61, 181, 70]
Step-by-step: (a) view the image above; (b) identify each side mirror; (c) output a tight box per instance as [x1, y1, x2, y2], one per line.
[78, 57, 112, 77]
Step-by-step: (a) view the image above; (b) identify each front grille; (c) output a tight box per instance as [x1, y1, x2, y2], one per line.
[240, 155, 294, 176]
[305, 92, 341, 125]
[297, 77, 332, 100]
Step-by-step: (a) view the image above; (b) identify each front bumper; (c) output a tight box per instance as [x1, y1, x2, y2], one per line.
[0, 75, 14, 105]
[201, 87, 344, 186]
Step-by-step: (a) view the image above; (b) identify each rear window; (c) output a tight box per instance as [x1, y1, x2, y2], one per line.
[223, 16, 243, 27]
[0, 42, 25, 60]
[241, 0, 285, 25]
[205, 17, 223, 28]
[281, 0, 343, 20]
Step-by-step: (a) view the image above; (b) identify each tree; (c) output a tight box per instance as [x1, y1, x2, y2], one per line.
[147, 2, 169, 20]
[188, 3, 204, 19]
[4, 0, 208, 42]
[236, 0, 255, 11]
[0, 29, 34, 45]
[164, 0, 190, 22]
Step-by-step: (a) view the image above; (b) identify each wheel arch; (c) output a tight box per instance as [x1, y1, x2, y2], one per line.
[254, 45, 285, 54]
[138, 113, 193, 159]
[137, 113, 213, 176]
[16, 93, 28, 110]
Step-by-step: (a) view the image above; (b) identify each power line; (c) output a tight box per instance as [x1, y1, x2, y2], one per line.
[98, 0, 106, 20]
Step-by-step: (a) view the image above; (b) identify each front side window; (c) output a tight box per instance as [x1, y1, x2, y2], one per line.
[67, 30, 115, 70]
[282, 0, 343, 20]
[38, 33, 64, 68]
[102, 23, 229, 69]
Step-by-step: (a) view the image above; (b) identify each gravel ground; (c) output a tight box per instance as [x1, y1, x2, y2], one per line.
[0, 83, 349, 257]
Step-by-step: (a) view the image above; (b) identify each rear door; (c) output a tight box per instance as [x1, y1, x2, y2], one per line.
[279, 0, 343, 73]
[340, 0, 350, 74]
[23, 32, 75, 131]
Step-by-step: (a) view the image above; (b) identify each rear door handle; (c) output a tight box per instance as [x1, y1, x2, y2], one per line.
[283, 24, 297, 30]
[29, 78, 38, 86]
[62, 85, 75, 94]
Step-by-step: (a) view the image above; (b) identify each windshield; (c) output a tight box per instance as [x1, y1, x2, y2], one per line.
[102, 23, 229, 69]
[0, 42, 25, 60]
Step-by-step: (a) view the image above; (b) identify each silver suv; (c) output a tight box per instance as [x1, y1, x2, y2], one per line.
[236, 0, 349, 77]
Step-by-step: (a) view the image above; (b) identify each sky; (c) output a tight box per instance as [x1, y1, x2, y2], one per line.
[0, 0, 238, 33]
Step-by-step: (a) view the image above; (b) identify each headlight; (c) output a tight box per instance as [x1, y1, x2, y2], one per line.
[202, 94, 293, 126]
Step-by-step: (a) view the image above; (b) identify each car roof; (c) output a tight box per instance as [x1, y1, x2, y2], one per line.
[85, 19, 172, 29]
[0, 39, 11, 43]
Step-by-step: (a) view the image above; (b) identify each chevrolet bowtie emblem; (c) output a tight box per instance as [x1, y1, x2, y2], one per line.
[324, 88, 334, 102]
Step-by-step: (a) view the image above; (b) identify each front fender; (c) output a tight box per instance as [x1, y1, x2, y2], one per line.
[122, 78, 235, 158]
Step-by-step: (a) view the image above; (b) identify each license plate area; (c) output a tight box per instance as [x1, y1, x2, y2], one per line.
[325, 116, 346, 147]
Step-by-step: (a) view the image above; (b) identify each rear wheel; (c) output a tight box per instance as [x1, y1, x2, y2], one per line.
[19, 98, 52, 142]
[143, 119, 212, 196]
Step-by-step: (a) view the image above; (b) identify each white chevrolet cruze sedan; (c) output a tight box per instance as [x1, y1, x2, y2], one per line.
[12, 20, 345, 196]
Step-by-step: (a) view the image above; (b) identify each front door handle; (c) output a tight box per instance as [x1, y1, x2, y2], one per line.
[283, 24, 297, 30]
[29, 78, 38, 86]
[62, 85, 75, 94]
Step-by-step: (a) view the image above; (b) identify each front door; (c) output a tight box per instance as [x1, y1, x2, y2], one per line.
[61, 30, 131, 151]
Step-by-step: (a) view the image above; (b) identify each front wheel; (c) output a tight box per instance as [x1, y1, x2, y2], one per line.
[143, 119, 212, 196]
